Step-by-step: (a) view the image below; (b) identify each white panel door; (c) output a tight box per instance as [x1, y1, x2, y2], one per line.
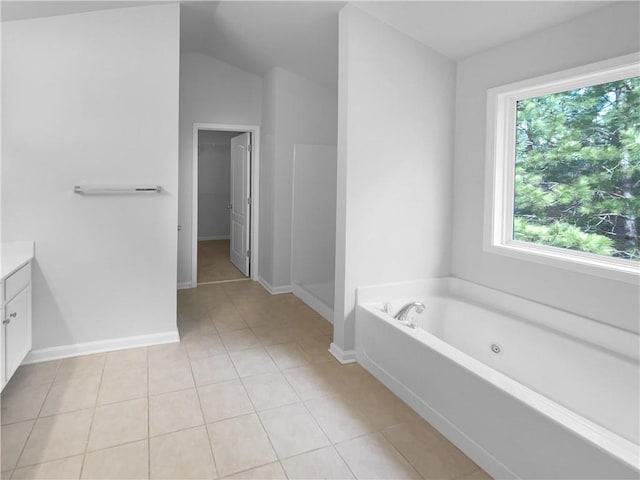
[229, 133, 251, 276]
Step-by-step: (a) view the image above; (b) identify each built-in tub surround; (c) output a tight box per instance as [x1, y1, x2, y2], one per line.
[355, 278, 639, 479]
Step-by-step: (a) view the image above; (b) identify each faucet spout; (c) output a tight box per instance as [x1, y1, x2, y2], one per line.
[393, 302, 425, 328]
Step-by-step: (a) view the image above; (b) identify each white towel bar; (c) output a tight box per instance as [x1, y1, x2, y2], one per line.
[73, 185, 162, 194]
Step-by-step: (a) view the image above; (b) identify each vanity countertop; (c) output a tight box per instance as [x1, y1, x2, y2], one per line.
[1, 241, 35, 279]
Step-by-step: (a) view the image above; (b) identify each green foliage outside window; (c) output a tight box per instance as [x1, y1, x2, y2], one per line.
[514, 76, 640, 261]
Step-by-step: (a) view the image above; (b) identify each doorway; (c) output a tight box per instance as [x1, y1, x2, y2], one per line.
[192, 123, 260, 286]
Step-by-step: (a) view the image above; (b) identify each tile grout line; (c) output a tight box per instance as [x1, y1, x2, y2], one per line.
[77, 355, 107, 480]
[219, 304, 286, 477]
[178, 285, 439, 479]
[237, 376, 282, 476]
[226, 302, 289, 477]
[187, 336, 221, 479]
[10, 360, 61, 474]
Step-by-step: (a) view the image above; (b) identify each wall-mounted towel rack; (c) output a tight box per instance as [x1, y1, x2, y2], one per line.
[73, 185, 162, 194]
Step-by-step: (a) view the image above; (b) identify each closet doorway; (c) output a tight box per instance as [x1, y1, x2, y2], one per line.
[192, 123, 260, 286]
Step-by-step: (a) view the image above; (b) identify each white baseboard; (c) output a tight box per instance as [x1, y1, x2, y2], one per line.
[177, 281, 194, 290]
[197, 235, 230, 241]
[292, 284, 333, 323]
[329, 342, 357, 364]
[257, 276, 292, 295]
[23, 330, 181, 364]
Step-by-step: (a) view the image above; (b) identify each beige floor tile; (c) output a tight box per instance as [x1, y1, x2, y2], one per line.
[11, 455, 83, 480]
[18, 409, 92, 467]
[147, 343, 190, 370]
[104, 347, 147, 372]
[335, 432, 421, 479]
[150, 426, 217, 479]
[97, 366, 148, 405]
[179, 304, 212, 324]
[1, 382, 51, 425]
[1, 420, 34, 471]
[301, 315, 333, 335]
[304, 394, 375, 443]
[258, 403, 329, 459]
[458, 468, 494, 480]
[229, 348, 278, 377]
[148, 364, 194, 395]
[198, 282, 231, 297]
[184, 334, 227, 359]
[281, 364, 339, 401]
[87, 398, 148, 451]
[221, 329, 261, 352]
[197, 240, 246, 284]
[40, 375, 101, 417]
[235, 307, 276, 329]
[251, 326, 295, 347]
[265, 343, 309, 370]
[149, 388, 203, 437]
[383, 421, 479, 479]
[223, 462, 286, 479]
[207, 413, 277, 477]
[241, 372, 300, 411]
[6, 361, 59, 389]
[281, 446, 354, 480]
[190, 353, 238, 386]
[297, 336, 334, 364]
[198, 380, 254, 423]
[206, 302, 240, 319]
[212, 315, 249, 334]
[81, 440, 148, 479]
[179, 320, 204, 340]
[222, 282, 269, 299]
[347, 384, 419, 430]
[337, 364, 379, 392]
[55, 354, 106, 383]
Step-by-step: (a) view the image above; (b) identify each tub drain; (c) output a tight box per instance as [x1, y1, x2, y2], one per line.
[490, 343, 502, 354]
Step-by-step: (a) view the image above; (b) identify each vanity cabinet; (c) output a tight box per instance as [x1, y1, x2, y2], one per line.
[1, 252, 33, 390]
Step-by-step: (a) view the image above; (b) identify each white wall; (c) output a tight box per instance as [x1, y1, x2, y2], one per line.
[452, 2, 640, 334]
[178, 52, 262, 286]
[1, 5, 180, 350]
[197, 131, 234, 240]
[259, 67, 338, 291]
[258, 72, 277, 286]
[291, 144, 337, 316]
[334, 5, 456, 354]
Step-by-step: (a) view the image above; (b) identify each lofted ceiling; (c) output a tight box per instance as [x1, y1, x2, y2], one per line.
[2, 1, 617, 90]
[357, 1, 612, 61]
[180, 1, 343, 89]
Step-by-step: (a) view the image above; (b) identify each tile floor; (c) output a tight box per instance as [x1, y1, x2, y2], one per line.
[198, 240, 247, 284]
[1, 281, 492, 480]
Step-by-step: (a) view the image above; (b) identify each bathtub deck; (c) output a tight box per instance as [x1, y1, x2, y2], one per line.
[0, 281, 491, 480]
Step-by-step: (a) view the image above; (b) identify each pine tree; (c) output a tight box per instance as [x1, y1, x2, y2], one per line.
[514, 76, 640, 260]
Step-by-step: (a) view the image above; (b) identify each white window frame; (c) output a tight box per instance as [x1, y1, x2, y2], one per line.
[484, 53, 640, 284]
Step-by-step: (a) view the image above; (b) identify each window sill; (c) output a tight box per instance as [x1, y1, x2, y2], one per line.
[484, 240, 640, 285]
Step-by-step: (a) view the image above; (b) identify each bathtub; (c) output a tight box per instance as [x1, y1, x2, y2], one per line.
[355, 278, 639, 479]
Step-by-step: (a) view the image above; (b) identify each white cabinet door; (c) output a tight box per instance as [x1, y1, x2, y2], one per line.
[4, 287, 31, 381]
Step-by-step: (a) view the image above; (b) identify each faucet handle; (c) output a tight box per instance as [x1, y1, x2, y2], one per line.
[382, 302, 392, 314]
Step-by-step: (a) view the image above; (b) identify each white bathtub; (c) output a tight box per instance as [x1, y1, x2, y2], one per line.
[355, 278, 639, 479]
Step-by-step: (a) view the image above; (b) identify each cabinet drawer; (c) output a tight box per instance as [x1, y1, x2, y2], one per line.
[4, 262, 31, 301]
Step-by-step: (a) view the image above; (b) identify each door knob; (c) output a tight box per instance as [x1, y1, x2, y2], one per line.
[227, 204, 232, 210]
[9, 312, 17, 318]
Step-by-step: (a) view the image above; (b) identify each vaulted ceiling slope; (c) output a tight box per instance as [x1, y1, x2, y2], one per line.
[357, 1, 613, 61]
[180, 1, 343, 90]
[2, 1, 617, 91]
